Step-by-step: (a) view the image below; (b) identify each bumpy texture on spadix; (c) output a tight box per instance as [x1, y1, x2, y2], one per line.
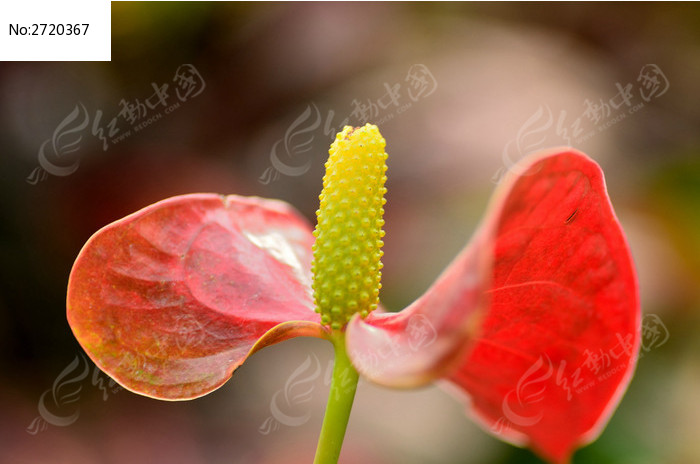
[311, 124, 388, 330]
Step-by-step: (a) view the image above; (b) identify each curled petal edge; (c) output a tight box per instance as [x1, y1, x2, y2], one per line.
[67, 193, 327, 400]
[345, 190, 495, 388]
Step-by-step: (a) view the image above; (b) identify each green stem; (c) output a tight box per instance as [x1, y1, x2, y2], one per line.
[313, 332, 360, 464]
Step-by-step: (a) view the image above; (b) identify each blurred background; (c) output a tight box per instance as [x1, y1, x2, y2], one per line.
[1, 2, 699, 463]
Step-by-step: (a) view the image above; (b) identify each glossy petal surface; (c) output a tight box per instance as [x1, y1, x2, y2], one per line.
[450, 150, 639, 463]
[348, 149, 639, 463]
[67, 194, 325, 400]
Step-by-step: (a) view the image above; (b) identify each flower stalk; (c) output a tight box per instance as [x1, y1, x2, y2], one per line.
[313, 331, 360, 464]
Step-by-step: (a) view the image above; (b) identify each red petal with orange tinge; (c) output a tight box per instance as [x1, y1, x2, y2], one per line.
[67, 194, 326, 400]
[348, 149, 640, 464]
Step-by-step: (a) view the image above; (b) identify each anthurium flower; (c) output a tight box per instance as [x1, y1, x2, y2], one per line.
[67, 124, 639, 464]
